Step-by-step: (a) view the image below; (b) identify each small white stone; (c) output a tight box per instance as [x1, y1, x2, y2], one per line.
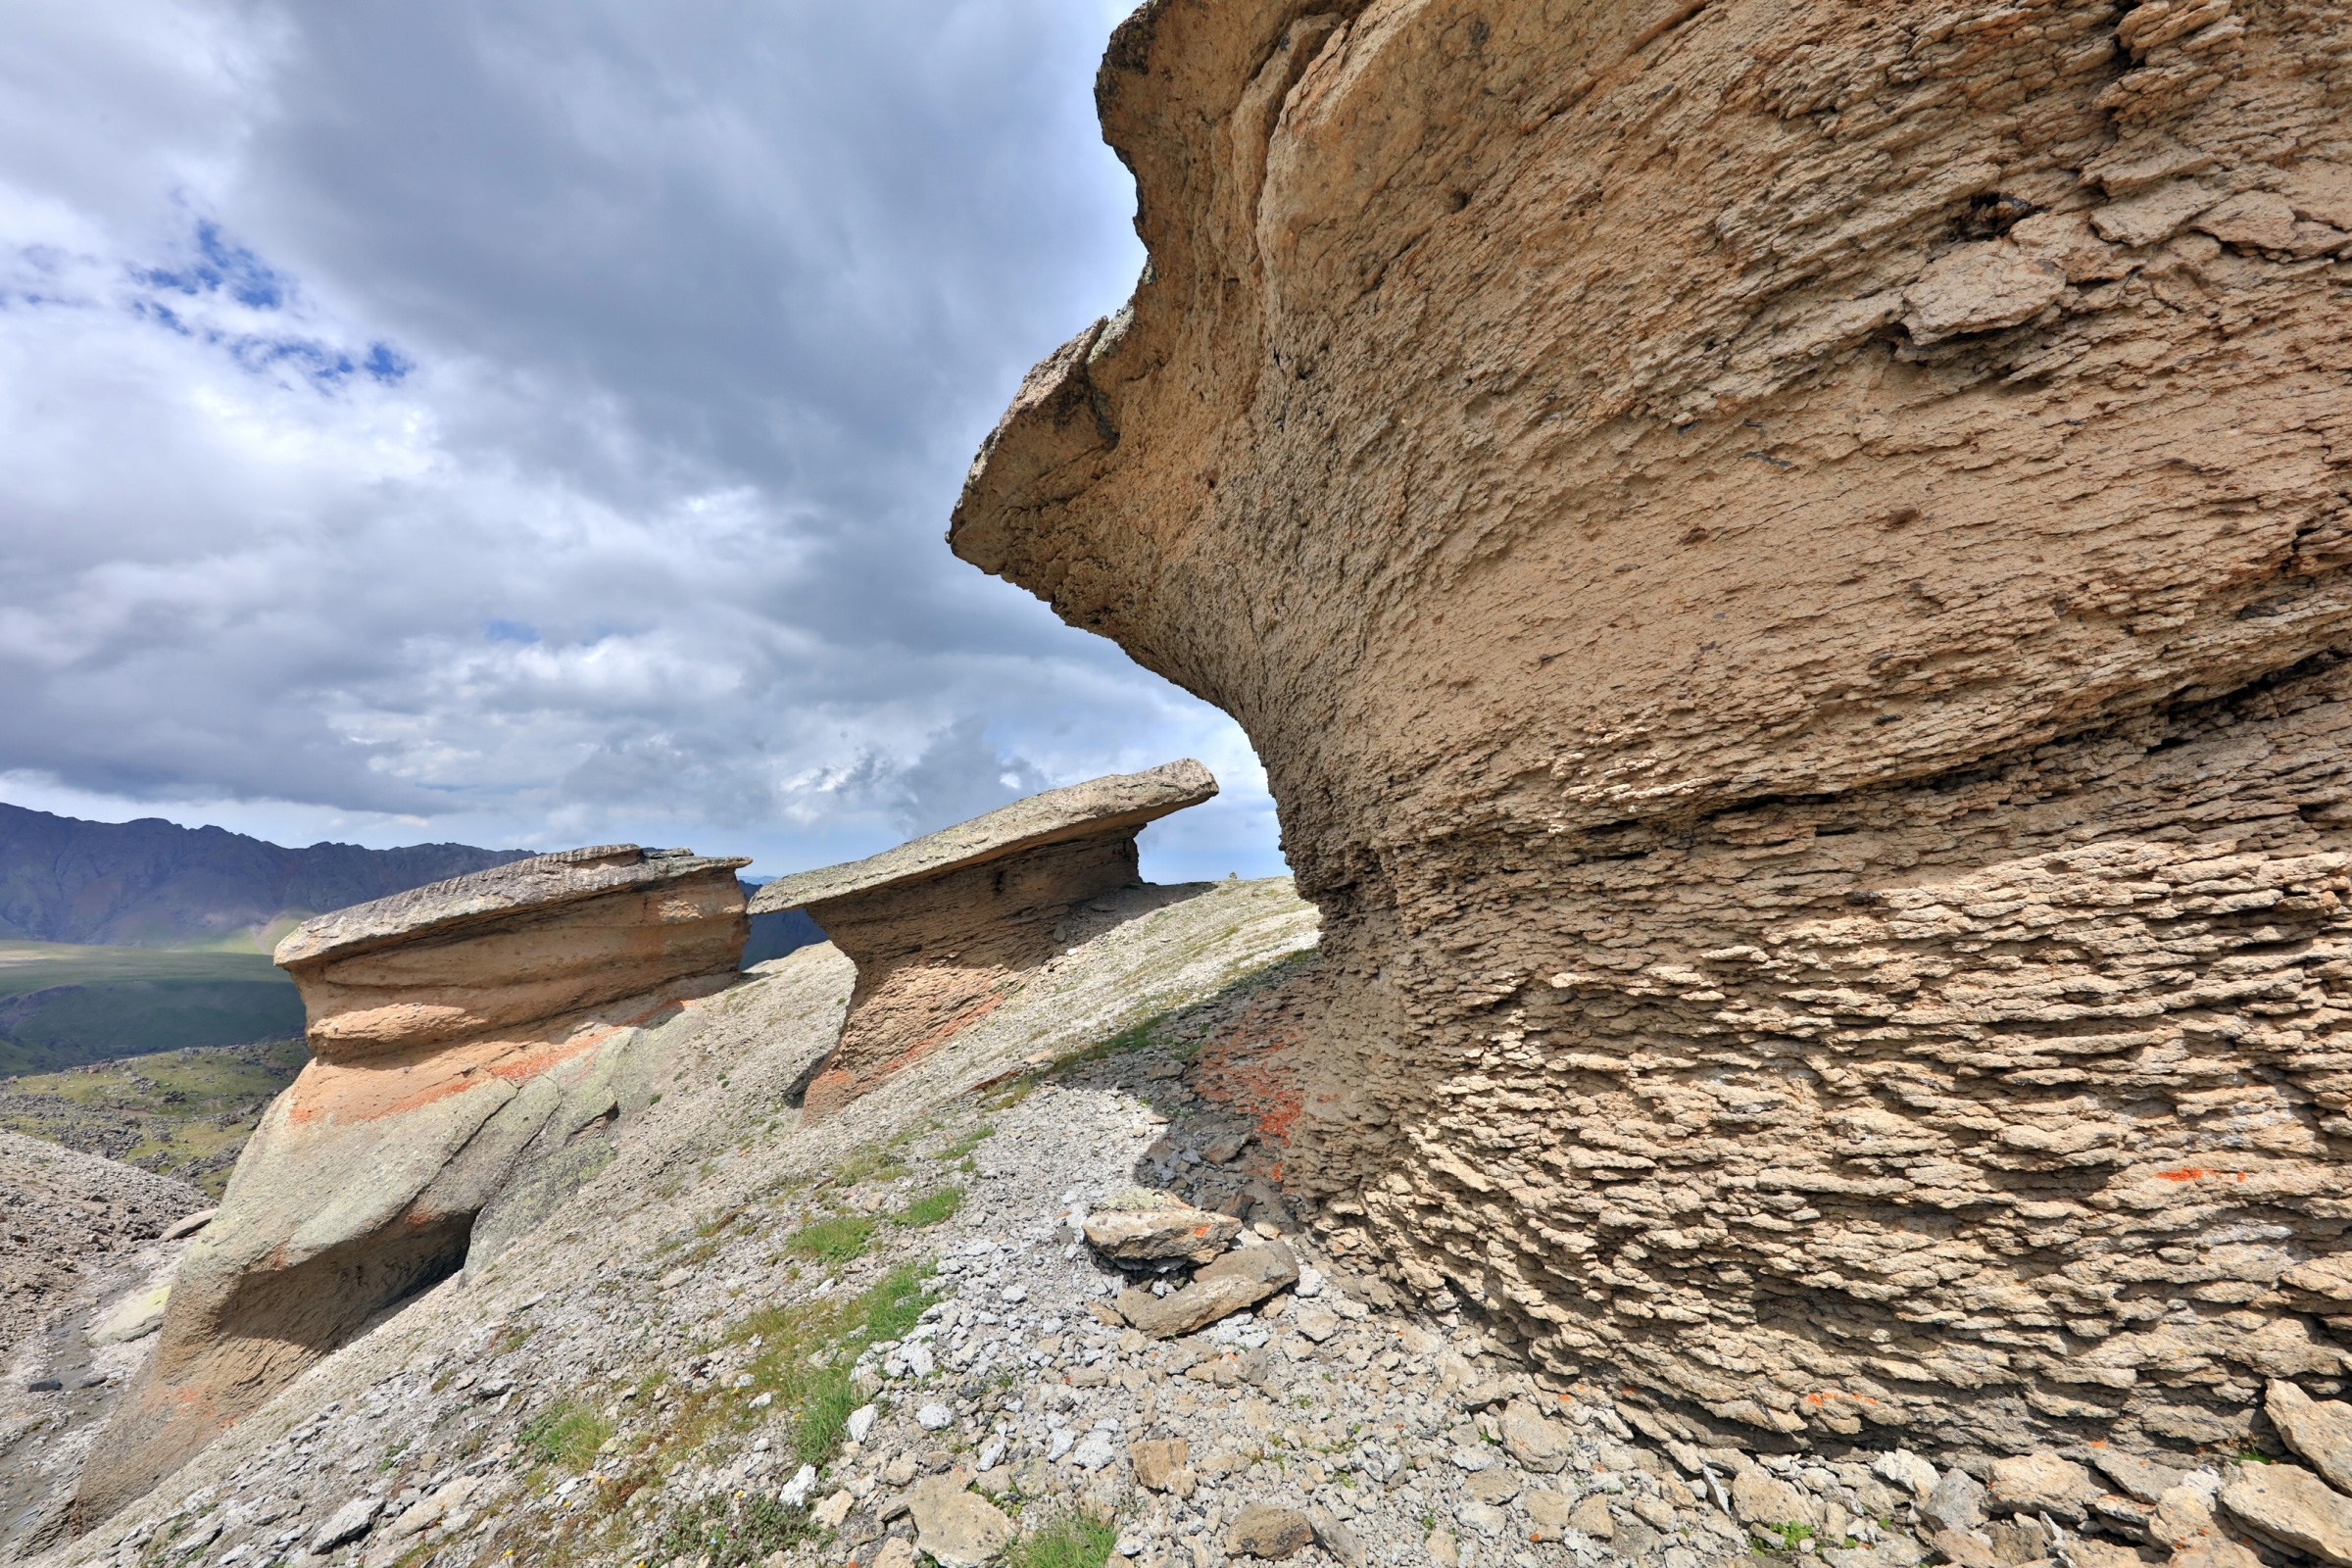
[917, 1402, 955, 1431]
[847, 1404, 878, 1443]
[1002, 1285, 1028, 1305]
[779, 1465, 818, 1508]
[1296, 1266, 1325, 1299]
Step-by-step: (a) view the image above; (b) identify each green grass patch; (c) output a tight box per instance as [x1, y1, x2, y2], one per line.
[519, 1402, 612, 1472]
[655, 1494, 817, 1568]
[1007, 1504, 1121, 1568]
[894, 1185, 963, 1228]
[786, 1214, 876, 1264]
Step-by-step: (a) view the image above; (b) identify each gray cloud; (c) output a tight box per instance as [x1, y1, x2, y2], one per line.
[0, 0, 1288, 883]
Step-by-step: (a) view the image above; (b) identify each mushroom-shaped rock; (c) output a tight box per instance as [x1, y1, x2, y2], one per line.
[950, 0, 2352, 1456]
[749, 760, 1215, 1114]
[75, 845, 747, 1521]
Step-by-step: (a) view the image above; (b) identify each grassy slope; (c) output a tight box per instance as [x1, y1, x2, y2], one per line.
[0, 941, 302, 1073]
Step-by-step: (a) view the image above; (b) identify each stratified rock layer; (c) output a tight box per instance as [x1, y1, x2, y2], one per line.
[750, 761, 1216, 1114]
[954, 0, 2352, 1457]
[75, 846, 748, 1521]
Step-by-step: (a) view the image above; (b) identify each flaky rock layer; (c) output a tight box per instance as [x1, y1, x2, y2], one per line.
[954, 0, 2352, 1457]
[75, 846, 748, 1521]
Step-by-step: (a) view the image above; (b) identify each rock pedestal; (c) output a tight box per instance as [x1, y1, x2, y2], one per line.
[75, 845, 747, 1521]
[750, 760, 1215, 1114]
[952, 0, 2352, 1457]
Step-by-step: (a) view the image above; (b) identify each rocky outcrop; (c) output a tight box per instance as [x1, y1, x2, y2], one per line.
[954, 0, 2352, 1458]
[749, 761, 1216, 1115]
[73, 846, 747, 1522]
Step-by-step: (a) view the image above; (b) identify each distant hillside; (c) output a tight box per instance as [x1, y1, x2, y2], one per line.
[0, 804, 535, 950]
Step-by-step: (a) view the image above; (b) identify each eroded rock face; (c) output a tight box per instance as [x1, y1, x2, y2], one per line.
[954, 0, 2352, 1456]
[749, 761, 1215, 1114]
[75, 846, 747, 1521]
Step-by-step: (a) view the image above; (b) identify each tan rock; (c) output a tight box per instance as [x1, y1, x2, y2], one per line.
[2150, 1486, 2221, 1551]
[2169, 1544, 2262, 1568]
[872, 1539, 920, 1568]
[1131, 1438, 1191, 1492]
[2220, 1465, 2352, 1566]
[951, 0, 2352, 1462]
[2092, 1450, 2190, 1506]
[1497, 1399, 1573, 1475]
[2194, 192, 2300, 252]
[1566, 1494, 1614, 1540]
[1228, 1504, 1313, 1560]
[1931, 1529, 2003, 1568]
[1116, 1242, 1298, 1339]
[2269, 1380, 2352, 1494]
[1424, 1530, 1459, 1568]
[1085, 1196, 1240, 1265]
[1733, 1467, 1820, 1529]
[910, 1472, 1015, 1568]
[748, 761, 1214, 1115]
[1987, 1454, 2099, 1523]
[1901, 245, 2066, 344]
[813, 1490, 856, 1528]
[76, 844, 748, 1523]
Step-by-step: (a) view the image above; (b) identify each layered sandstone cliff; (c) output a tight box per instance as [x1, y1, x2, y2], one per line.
[748, 760, 1216, 1114]
[954, 0, 2352, 1458]
[74, 846, 748, 1521]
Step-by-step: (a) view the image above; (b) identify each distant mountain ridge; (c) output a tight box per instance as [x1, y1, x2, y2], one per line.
[0, 804, 536, 950]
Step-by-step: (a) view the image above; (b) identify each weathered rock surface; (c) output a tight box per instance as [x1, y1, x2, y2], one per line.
[2220, 1462, 2352, 1565]
[1228, 1503, 1313, 1559]
[749, 761, 1215, 1114]
[74, 845, 748, 1522]
[1083, 1191, 1242, 1264]
[907, 1471, 1013, 1567]
[2271, 1377, 2352, 1494]
[954, 0, 2352, 1458]
[1113, 1239, 1298, 1338]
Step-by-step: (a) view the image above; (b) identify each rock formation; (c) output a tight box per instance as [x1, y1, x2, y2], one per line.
[74, 845, 748, 1522]
[748, 760, 1216, 1115]
[954, 0, 2352, 1458]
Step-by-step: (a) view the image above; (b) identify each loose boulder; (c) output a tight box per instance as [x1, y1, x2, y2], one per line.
[1113, 1240, 1298, 1338]
[749, 761, 1215, 1115]
[75, 845, 748, 1521]
[1084, 1192, 1242, 1264]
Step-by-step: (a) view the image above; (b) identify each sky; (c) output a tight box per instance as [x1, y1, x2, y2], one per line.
[0, 0, 1288, 884]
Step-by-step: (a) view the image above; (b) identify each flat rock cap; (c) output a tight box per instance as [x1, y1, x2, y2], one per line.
[749, 759, 1217, 915]
[274, 844, 751, 967]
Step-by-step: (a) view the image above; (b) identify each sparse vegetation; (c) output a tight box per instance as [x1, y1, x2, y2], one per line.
[519, 1401, 612, 1471]
[1006, 1504, 1121, 1568]
[654, 1493, 817, 1568]
[894, 1184, 963, 1228]
[785, 1214, 876, 1263]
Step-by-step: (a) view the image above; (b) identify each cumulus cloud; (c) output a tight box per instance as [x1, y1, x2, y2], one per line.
[0, 0, 1289, 883]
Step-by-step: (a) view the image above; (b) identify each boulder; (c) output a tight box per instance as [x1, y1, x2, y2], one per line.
[1986, 1453, 2099, 1523]
[1921, 1469, 1988, 1537]
[2092, 1449, 2190, 1505]
[1497, 1399, 1574, 1475]
[1874, 1451, 1940, 1503]
[1733, 1467, 1819, 1529]
[76, 845, 748, 1522]
[1228, 1504, 1314, 1559]
[1084, 1194, 1241, 1264]
[2269, 1379, 2352, 1494]
[748, 761, 1215, 1115]
[1114, 1241, 1298, 1339]
[950, 0, 2352, 1457]
[909, 1472, 1014, 1568]
[1131, 1438, 1190, 1492]
[2220, 1465, 2352, 1566]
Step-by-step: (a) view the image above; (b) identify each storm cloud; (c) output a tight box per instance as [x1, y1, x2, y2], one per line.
[0, 0, 1286, 880]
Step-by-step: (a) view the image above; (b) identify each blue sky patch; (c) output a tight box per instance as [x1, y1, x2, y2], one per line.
[483, 620, 540, 644]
